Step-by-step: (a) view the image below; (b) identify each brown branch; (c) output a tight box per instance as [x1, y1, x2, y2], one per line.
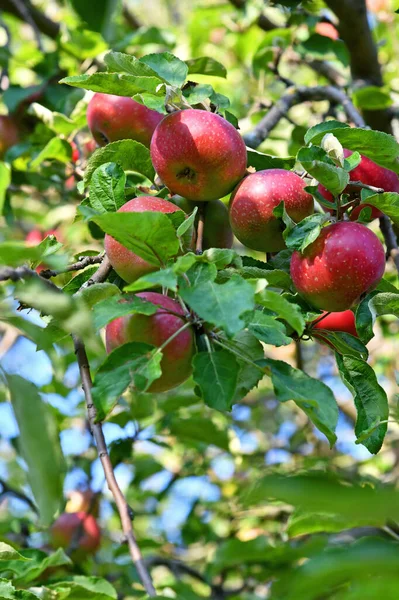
[304, 59, 346, 88]
[122, 3, 141, 30]
[243, 85, 365, 148]
[379, 215, 399, 274]
[8, 0, 43, 50]
[0, 0, 59, 39]
[0, 477, 38, 513]
[72, 335, 156, 596]
[228, 0, 278, 31]
[39, 253, 105, 279]
[324, 0, 391, 134]
[294, 340, 304, 371]
[80, 256, 112, 289]
[0, 266, 61, 293]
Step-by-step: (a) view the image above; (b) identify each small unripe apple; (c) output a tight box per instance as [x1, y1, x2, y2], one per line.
[87, 93, 163, 148]
[229, 169, 314, 252]
[291, 221, 385, 312]
[105, 292, 195, 392]
[0, 115, 19, 158]
[104, 196, 183, 283]
[315, 22, 339, 39]
[312, 310, 358, 337]
[150, 109, 247, 202]
[173, 196, 233, 249]
[318, 149, 399, 220]
[50, 511, 101, 556]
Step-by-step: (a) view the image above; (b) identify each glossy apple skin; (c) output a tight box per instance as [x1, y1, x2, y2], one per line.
[87, 93, 163, 148]
[0, 116, 19, 158]
[312, 310, 358, 337]
[229, 169, 314, 252]
[150, 109, 247, 202]
[291, 222, 385, 312]
[173, 196, 233, 249]
[315, 22, 339, 39]
[50, 512, 101, 556]
[104, 196, 183, 283]
[318, 149, 399, 220]
[105, 292, 195, 393]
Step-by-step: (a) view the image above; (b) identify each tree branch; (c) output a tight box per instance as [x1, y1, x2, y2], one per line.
[0, 0, 59, 40]
[243, 85, 365, 148]
[0, 266, 61, 292]
[72, 335, 156, 596]
[80, 256, 112, 288]
[0, 477, 38, 513]
[379, 215, 399, 273]
[39, 253, 105, 279]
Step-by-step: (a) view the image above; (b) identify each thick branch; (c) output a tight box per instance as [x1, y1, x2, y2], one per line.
[0, 0, 59, 39]
[325, 0, 391, 134]
[0, 266, 61, 293]
[80, 256, 112, 288]
[72, 335, 156, 596]
[243, 85, 365, 148]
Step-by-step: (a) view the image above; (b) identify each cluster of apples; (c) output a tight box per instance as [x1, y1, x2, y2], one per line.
[84, 93, 398, 388]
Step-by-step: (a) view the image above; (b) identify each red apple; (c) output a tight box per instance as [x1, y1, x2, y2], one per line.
[104, 196, 183, 283]
[315, 22, 339, 40]
[105, 292, 195, 392]
[0, 115, 19, 158]
[50, 511, 101, 556]
[172, 196, 233, 249]
[70, 141, 79, 163]
[228, 169, 314, 252]
[150, 109, 247, 202]
[318, 149, 399, 219]
[312, 310, 358, 337]
[87, 93, 163, 148]
[290, 221, 385, 312]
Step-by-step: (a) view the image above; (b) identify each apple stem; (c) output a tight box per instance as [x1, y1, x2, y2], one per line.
[195, 203, 207, 255]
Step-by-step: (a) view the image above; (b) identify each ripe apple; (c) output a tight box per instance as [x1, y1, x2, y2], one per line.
[87, 93, 163, 148]
[150, 109, 247, 202]
[0, 115, 19, 158]
[105, 292, 195, 392]
[50, 511, 101, 556]
[312, 310, 358, 337]
[65, 489, 99, 518]
[104, 196, 183, 283]
[318, 149, 399, 220]
[228, 169, 314, 252]
[70, 141, 79, 163]
[315, 21, 339, 40]
[290, 221, 385, 312]
[172, 196, 233, 249]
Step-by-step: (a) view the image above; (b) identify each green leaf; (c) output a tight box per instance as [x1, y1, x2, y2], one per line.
[287, 510, 364, 538]
[297, 146, 349, 194]
[185, 56, 227, 78]
[305, 124, 399, 174]
[193, 350, 239, 411]
[0, 242, 42, 266]
[300, 34, 349, 66]
[0, 162, 11, 214]
[49, 575, 117, 599]
[27, 102, 79, 136]
[256, 289, 305, 335]
[359, 192, 399, 226]
[104, 51, 163, 78]
[29, 138, 72, 169]
[89, 163, 126, 213]
[84, 140, 155, 185]
[356, 291, 399, 344]
[245, 310, 292, 346]
[179, 262, 255, 337]
[336, 355, 388, 454]
[5, 375, 65, 526]
[262, 358, 338, 446]
[353, 86, 393, 110]
[304, 120, 350, 145]
[92, 211, 179, 267]
[0, 316, 55, 353]
[92, 342, 162, 420]
[60, 26, 107, 59]
[344, 150, 361, 171]
[176, 206, 197, 238]
[229, 330, 265, 403]
[0, 543, 29, 562]
[9, 548, 71, 585]
[212, 536, 274, 572]
[124, 268, 177, 292]
[78, 282, 119, 309]
[92, 293, 157, 330]
[246, 148, 295, 171]
[284, 213, 329, 252]
[169, 417, 229, 450]
[313, 331, 368, 360]
[140, 52, 188, 86]
[60, 72, 162, 96]
[0, 578, 15, 599]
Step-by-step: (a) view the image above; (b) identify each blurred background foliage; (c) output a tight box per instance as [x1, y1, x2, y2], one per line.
[1, 0, 399, 599]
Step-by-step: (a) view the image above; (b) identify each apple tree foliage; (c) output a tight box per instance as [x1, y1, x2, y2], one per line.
[1, 0, 399, 599]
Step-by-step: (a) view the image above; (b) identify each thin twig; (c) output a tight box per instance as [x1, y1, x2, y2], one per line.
[80, 256, 112, 289]
[0, 266, 61, 293]
[39, 253, 105, 279]
[0, 478, 38, 513]
[72, 335, 156, 596]
[379, 215, 399, 274]
[9, 0, 44, 51]
[294, 340, 304, 371]
[347, 181, 384, 194]
[195, 204, 206, 255]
